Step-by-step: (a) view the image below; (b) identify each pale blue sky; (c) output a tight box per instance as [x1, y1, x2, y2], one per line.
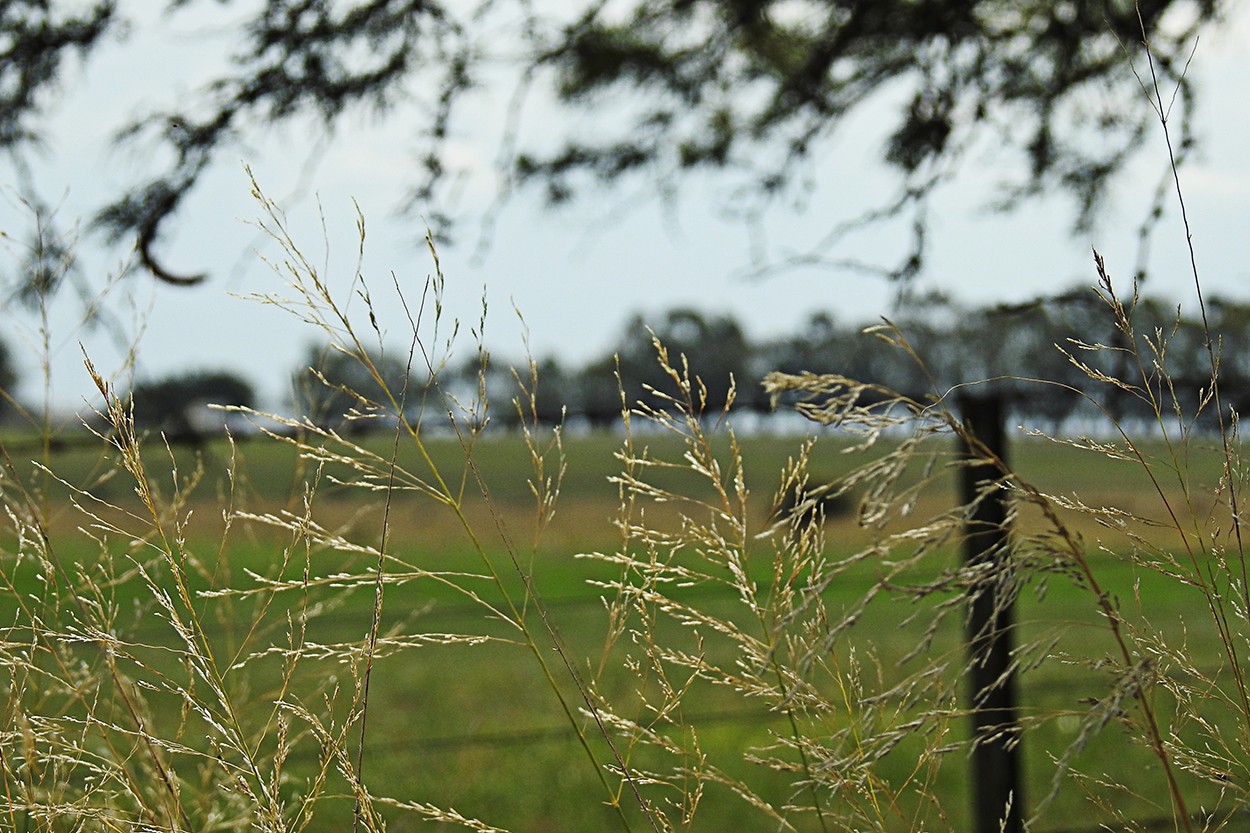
[3, 3, 1248, 415]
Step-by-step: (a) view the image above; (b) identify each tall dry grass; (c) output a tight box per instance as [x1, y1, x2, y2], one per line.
[0, 39, 1248, 833]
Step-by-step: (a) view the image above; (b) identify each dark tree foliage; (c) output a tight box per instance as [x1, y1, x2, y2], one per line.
[1, 2, 115, 149]
[1208, 297, 1250, 416]
[0, 0, 1224, 287]
[527, 357, 580, 426]
[128, 369, 255, 440]
[0, 336, 17, 416]
[763, 313, 850, 376]
[467, 355, 586, 429]
[523, 0, 1220, 277]
[578, 355, 625, 428]
[614, 308, 751, 413]
[4, 0, 472, 286]
[292, 343, 422, 430]
[98, 1, 472, 285]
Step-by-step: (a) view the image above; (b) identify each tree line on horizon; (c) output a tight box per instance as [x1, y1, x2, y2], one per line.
[503, 288, 1250, 434]
[2, 287, 1243, 440]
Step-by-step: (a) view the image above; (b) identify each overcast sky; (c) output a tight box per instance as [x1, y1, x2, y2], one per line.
[3, 3, 1249, 415]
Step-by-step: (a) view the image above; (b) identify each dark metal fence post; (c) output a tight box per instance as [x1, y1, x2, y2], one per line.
[960, 392, 1023, 833]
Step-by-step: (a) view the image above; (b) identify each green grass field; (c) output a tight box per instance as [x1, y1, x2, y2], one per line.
[0, 424, 1242, 832]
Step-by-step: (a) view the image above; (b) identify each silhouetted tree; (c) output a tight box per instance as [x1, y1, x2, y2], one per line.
[614, 308, 751, 414]
[877, 290, 963, 399]
[765, 313, 846, 376]
[756, 312, 876, 412]
[579, 357, 624, 428]
[292, 344, 422, 431]
[128, 370, 255, 441]
[524, 357, 580, 426]
[1208, 297, 1250, 422]
[0, 336, 17, 418]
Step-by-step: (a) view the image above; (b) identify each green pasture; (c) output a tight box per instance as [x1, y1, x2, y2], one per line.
[0, 425, 1244, 832]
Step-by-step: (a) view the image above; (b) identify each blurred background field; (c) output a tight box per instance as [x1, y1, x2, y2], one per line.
[1, 425, 1235, 832]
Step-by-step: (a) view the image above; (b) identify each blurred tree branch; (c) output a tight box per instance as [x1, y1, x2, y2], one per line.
[0, 0, 1224, 287]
